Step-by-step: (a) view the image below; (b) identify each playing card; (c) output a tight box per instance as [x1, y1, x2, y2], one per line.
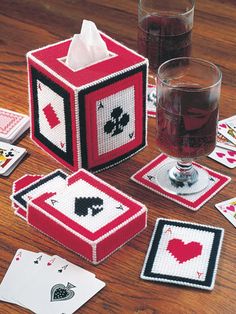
[11, 169, 67, 213]
[0, 141, 27, 176]
[208, 146, 236, 168]
[141, 218, 224, 290]
[0, 108, 29, 143]
[215, 197, 236, 228]
[147, 84, 157, 117]
[216, 131, 236, 152]
[0, 249, 49, 306]
[18, 254, 105, 314]
[218, 115, 236, 146]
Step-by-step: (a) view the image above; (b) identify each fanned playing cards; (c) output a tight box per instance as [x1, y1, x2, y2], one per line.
[11, 168, 147, 264]
[0, 249, 105, 313]
[208, 115, 236, 168]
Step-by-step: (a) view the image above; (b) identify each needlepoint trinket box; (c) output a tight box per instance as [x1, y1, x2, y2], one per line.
[27, 32, 148, 172]
[27, 169, 147, 264]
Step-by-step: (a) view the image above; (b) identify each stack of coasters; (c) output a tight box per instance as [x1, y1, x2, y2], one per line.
[131, 154, 231, 211]
[11, 169, 147, 264]
[0, 108, 29, 143]
[141, 218, 224, 290]
[27, 31, 148, 173]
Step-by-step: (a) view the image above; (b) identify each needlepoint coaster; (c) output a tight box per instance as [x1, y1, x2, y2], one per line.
[131, 154, 231, 211]
[141, 218, 224, 290]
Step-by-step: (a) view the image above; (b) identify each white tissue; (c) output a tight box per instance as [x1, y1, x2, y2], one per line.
[66, 20, 109, 70]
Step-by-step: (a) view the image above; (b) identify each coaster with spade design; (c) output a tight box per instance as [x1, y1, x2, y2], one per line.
[141, 218, 224, 290]
[131, 154, 231, 211]
[27, 168, 147, 264]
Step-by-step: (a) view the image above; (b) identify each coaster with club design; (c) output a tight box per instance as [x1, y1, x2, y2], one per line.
[131, 154, 231, 211]
[141, 218, 224, 290]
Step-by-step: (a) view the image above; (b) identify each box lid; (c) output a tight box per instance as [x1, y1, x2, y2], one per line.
[28, 169, 146, 243]
[28, 32, 147, 88]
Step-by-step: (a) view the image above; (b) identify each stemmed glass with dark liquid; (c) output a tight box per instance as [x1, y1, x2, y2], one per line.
[138, 0, 195, 83]
[156, 57, 222, 194]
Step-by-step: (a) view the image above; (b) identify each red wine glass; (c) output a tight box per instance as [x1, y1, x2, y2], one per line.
[156, 57, 222, 194]
[138, 0, 195, 84]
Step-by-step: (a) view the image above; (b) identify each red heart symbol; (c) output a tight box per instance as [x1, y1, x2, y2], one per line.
[216, 152, 225, 158]
[219, 123, 227, 128]
[167, 238, 202, 263]
[228, 151, 236, 157]
[227, 158, 236, 164]
[226, 205, 235, 212]
[60, 142, 65, 148]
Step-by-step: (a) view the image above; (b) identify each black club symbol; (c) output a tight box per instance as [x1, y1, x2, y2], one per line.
[104, 106, 129, 137]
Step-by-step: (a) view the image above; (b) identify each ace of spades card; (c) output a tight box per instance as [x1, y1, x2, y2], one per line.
[0, 249, 105, 313]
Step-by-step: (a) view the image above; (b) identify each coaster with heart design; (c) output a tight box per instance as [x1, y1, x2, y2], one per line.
[141, 218, 224, 290]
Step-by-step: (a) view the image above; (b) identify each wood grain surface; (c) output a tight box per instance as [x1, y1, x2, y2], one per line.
[0, 1, 235, 313]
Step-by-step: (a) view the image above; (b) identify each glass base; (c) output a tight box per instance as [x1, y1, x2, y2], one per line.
[155, 161, 209, 195]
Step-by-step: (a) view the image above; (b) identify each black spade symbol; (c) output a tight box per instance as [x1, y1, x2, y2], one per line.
[51, 282, 75, 302]
[74, 197, 103, 217]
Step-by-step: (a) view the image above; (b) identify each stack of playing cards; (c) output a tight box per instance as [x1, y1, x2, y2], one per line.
[11, 168, 147, 264]
[0, 108, 29, 143]
[0, 141, 27, 176]
[208, 115, 236, 168]
[0, 249, 105, 313]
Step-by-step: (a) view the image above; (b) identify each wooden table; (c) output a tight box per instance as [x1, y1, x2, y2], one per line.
[1, 1, 235, 313]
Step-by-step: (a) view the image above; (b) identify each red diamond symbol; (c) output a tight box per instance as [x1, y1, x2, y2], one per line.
[43, 103, 60, 129]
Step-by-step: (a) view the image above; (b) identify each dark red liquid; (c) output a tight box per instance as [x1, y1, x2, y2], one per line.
[156, 86, 219, 159]
[138, 15, 192, 72]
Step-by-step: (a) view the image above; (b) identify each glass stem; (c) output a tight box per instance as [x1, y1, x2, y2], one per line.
[169, 160, 199, 186]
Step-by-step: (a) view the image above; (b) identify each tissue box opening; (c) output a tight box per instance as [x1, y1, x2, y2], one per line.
[58, 52, 117, 72]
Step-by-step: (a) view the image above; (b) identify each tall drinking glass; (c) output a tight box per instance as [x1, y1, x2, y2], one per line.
[156, 57, 222, 195]
[138, 0, 195, 84]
